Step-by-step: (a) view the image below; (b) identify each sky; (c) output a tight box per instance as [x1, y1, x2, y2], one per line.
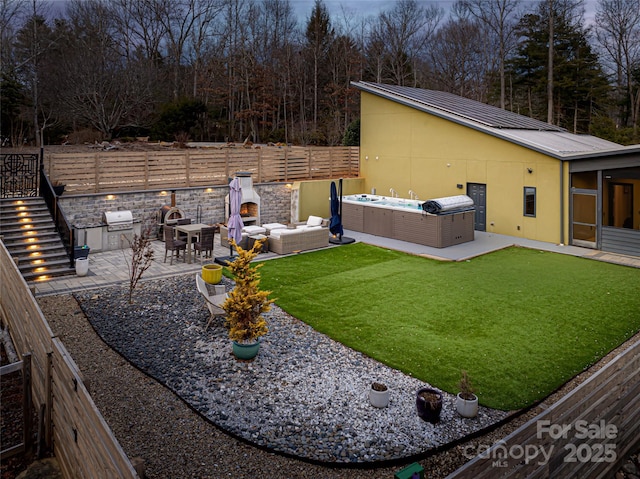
[46, 0, 597, 27]
[290, 0, 598, 25]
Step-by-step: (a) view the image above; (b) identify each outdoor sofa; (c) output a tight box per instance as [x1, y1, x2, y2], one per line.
[268, 218, 329, 255]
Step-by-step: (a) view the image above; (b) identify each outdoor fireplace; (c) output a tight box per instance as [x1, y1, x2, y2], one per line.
[225, 172, 260, 226]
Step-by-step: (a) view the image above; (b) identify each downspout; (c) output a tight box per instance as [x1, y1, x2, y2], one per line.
[560, 160, 565, 245]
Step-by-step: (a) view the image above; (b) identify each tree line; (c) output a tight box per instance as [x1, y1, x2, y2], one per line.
[1, 0, 639, 148]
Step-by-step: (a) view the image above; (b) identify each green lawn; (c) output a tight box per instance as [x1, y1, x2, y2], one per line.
[255, 243, 640, 410]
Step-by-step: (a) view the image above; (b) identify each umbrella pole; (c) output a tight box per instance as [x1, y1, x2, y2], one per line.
[338, 178, 343, 241]
[329, 177, 355, 245]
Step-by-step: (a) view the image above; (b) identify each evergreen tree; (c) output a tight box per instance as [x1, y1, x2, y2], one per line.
[508, 4, 609, 133]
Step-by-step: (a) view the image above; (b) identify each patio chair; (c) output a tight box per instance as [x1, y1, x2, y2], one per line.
[164, 225, 187, 265]
[195, 273, 227, 329]
[193, 226, 216, 263]
[175, 217, 192, 241]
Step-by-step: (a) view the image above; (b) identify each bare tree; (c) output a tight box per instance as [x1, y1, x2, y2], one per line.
[153, 0, 208, 100]
[12, 1, 61, 147]
[368, 0, 443, 86]
[123, 226, 154, 304]
[188, 0, 224, 98]
[305, 0, 334, 133]
[429, 15, 493, 100]
[53, 0, 155, 139]
[458, 0, 520, 109]
[111, 0, 167, 63]
[0, 0, 26, 69]
[595, 0, 640, 134]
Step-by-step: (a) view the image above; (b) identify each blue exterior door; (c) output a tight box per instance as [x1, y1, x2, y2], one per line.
[467, 183, 486, 231]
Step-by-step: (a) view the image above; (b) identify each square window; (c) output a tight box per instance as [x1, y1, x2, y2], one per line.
[524, 187, 536, 217]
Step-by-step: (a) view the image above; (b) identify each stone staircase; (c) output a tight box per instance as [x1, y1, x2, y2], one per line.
[0, 197, 75, 281]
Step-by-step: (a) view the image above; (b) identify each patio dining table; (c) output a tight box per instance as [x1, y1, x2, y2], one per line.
[175, 223, 209, 264]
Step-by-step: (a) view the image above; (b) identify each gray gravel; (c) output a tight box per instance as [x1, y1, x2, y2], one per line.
[72, 274, 508, 464]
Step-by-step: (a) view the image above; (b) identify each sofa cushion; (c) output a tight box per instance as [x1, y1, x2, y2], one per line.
[242, 225, 266, 235]
[262, 223, 287, 233]
[296, 224, 323, 230]
[270, 228, 300, 239]
[306, 215, 324, 226]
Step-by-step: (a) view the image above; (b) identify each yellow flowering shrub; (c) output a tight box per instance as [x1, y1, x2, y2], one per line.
[222, 239, 274, 343]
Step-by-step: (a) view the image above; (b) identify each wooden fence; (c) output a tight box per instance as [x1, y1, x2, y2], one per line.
[0, 353, 33, 461]
[0, 241, 138, 478]
[43, 146, 359, 194]
[446, 339, 640, 478]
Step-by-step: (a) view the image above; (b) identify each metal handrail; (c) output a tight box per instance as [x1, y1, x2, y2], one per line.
[39, 152, 75, 267]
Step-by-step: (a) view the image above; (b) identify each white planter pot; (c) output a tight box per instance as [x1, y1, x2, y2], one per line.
[456, 393, 478, 418]
[75, 258, 89, 276]
[369, 385, 390, 408]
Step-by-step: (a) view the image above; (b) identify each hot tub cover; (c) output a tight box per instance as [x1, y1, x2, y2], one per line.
[422, 195, 474, 214]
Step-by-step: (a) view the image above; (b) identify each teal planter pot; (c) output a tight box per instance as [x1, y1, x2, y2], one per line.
[232, 340, 260, 360]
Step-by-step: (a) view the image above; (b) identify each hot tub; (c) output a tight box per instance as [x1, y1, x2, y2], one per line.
[341, 194, 475, 248]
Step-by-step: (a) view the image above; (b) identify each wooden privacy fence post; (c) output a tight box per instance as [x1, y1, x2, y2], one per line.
[46, 351, 53, 449]
[22, 352, 33, 462]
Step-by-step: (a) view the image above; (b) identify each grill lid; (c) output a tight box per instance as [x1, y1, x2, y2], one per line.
[103, 210, 133, 226]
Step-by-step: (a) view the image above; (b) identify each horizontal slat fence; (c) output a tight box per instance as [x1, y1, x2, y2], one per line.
[446, 339, 639, 478]
[51, 339, 137, 479]
[0, 240, 138, 478]
[44, 146, 359, 194]
[0, 256, 53, 410]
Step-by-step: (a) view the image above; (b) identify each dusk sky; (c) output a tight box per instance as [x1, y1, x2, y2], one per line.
[45, 0, 597, 26]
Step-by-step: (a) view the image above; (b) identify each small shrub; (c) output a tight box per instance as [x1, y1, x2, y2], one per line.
[458, 370, 476, 400]
[222, 239, 274, 343]
[371, 382, 387, 392]
[123, 226, 154, 304]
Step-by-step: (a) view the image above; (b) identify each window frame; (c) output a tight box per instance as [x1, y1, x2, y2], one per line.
[523, 186, 536, 217]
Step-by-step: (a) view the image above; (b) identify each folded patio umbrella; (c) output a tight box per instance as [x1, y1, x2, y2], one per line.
[329, 181, 343, 237]
[226, 177, 244, 256]
[329, 178, 355, 245]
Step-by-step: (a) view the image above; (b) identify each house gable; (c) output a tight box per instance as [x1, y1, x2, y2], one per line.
[358, 90, 565, 243]
[354, 81, 640, 254]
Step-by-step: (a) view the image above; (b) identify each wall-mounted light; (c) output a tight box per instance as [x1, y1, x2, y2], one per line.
[106, 194, 116, 200]
[285, 183, 292, 189]
[447, 163, 451, 167]
[456, 184, 463, 189]
[159, 190, 168, 196]
[375, 156, 379, 160]
[205, 187, 214, 193]
[365, 155, 369, 160]
[527, 168, 533, 174]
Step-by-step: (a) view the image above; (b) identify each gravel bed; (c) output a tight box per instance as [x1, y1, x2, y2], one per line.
[73, 274, 508, 464]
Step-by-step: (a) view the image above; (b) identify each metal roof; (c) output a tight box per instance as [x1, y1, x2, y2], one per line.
[352, 81, 631, 159]
[357, 82, 565, 131]
[498, 130, 621, 154]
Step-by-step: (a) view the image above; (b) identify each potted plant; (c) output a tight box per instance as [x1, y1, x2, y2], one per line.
[416, 387, 443, 424]
[369, 382, 390, 408]
[52, 181, 65, 196]
[222, 239, 274, 360]
[202, 263, 222, 284]
[456, 370, 478, 418]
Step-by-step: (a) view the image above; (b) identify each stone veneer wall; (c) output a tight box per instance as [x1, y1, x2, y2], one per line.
[59, 183, 293, 239]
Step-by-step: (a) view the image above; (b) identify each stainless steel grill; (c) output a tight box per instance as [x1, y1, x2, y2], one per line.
[103, 210, 134, 232]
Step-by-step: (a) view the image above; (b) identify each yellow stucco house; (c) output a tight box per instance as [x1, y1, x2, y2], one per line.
[352, 81, 640, 257]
